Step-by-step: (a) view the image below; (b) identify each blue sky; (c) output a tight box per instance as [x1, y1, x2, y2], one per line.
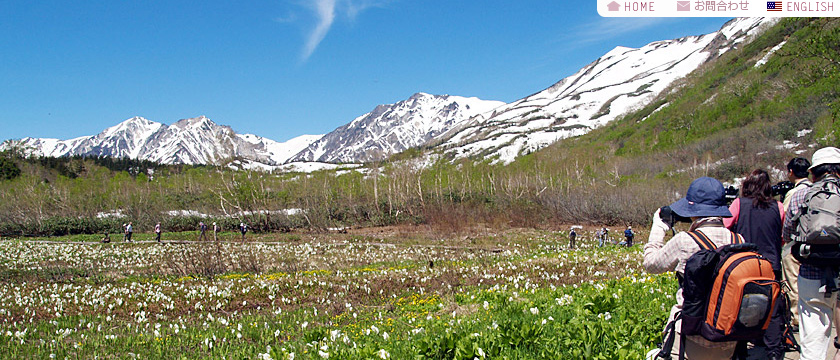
[0, 1, 730, 142]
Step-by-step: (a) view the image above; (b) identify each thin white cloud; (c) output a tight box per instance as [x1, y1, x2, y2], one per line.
[274, 13, 298, 24]
[346, 0, 389, 20]
[566, 18, 673, 47]
[298, 0, 391, 61]
[301, 0, 337, 61]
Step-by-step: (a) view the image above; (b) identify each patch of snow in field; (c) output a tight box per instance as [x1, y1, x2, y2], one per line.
[754, 40, 787, 68]
[235, 209, 302, 217]
[776, 140, 800, 150]
[96, 210, 125, 219]
[641, 102, 669, 122]
[278, 162, 361, 173]
[166, 210, 210, 217]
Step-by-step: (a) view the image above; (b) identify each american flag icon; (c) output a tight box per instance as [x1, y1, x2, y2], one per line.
[767, 1, 782, 10]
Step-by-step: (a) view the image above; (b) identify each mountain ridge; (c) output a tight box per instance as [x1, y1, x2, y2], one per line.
[17, 116, 324, 167]
[431, 17, 777, 163]
[5, 18, 779, 169]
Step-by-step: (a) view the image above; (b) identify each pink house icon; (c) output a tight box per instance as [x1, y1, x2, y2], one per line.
[607, 1, 621, 11]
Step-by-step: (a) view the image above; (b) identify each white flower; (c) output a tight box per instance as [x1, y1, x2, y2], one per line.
[477, 347, 486, 358]
[482, 301, 489, 310]
[556, 294, 573, 306]
[377, 349, 390, 359]
[382, 332, 389, 341]
[318, 350, 329, 359]
[529, 307, 539, 315]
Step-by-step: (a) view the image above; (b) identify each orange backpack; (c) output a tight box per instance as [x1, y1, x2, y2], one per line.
[656, 230, 781, 359]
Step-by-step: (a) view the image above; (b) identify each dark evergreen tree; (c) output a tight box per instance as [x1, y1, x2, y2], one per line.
[0, 156, 20, 180]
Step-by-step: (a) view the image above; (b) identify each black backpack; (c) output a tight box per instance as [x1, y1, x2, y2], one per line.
[656, 230, 782, 359]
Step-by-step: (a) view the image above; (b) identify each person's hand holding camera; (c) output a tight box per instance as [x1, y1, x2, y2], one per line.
[652, 207, 672, 233]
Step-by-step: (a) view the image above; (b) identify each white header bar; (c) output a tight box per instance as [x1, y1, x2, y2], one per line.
[598, 0, 839, 16]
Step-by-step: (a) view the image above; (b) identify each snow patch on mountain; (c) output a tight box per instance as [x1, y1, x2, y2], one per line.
[433, 17, 779, 164]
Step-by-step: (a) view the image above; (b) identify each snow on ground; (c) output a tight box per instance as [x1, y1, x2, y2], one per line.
[437, 18, 777, 164]
[277, 162, 362, 173]
[755, 40, 787, 68]
[165, 210, 211, 217]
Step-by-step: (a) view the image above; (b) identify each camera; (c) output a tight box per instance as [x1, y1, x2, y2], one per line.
[659, 205, 691, 228]
[771, 181, 794, 199]
[724, 181, 794, 204]
[724, 186, 739, 205]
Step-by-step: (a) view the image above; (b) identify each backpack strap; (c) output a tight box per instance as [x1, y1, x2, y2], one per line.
[729, 230, 743, 245]
[656, 311, 681, 360]
[688, 229, 742, 250]
[687, 230, 716, 250]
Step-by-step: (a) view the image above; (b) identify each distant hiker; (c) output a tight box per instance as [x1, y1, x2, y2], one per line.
[213, 222, 219, 241]
[624, 226, 634, 247]
[596, 228, 604, 247]
[239, 222, 248, 242]
[644, 177, 741, 359]
[569, 228, 577, 249]
[126, 222, 133, 242]
[101, 232, 111, 244]
[122, 223, 128, 242]
[155, 222, 162, 242]
[198, 221, 208, 241]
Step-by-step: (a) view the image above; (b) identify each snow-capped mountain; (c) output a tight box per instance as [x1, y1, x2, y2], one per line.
[25, 117, 165, 160]
[238, 133, 324, 164]
[9, 18, 779, 168]
[290, 92, 505, 163]
[432, 17, 778, 163]
[18, 116, 322, 166]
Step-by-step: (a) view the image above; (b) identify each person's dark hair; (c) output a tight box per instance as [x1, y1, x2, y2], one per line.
[810, 163, 840, 180]
[787, 157, 811, 179]
[740, 169, 773, 208]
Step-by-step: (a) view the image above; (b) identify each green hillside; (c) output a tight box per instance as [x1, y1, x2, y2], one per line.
[553, 17, 839, 179]
[1, 18, 838, 237]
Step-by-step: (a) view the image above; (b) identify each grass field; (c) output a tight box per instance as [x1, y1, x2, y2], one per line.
[0, 228, 675, 359]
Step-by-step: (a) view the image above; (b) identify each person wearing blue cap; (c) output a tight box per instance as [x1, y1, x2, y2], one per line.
[644, 177, 743, 360]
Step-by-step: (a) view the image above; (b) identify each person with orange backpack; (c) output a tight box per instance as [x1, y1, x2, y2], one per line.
[644, 177, 780, 360]
[723, 169, 787, 359]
